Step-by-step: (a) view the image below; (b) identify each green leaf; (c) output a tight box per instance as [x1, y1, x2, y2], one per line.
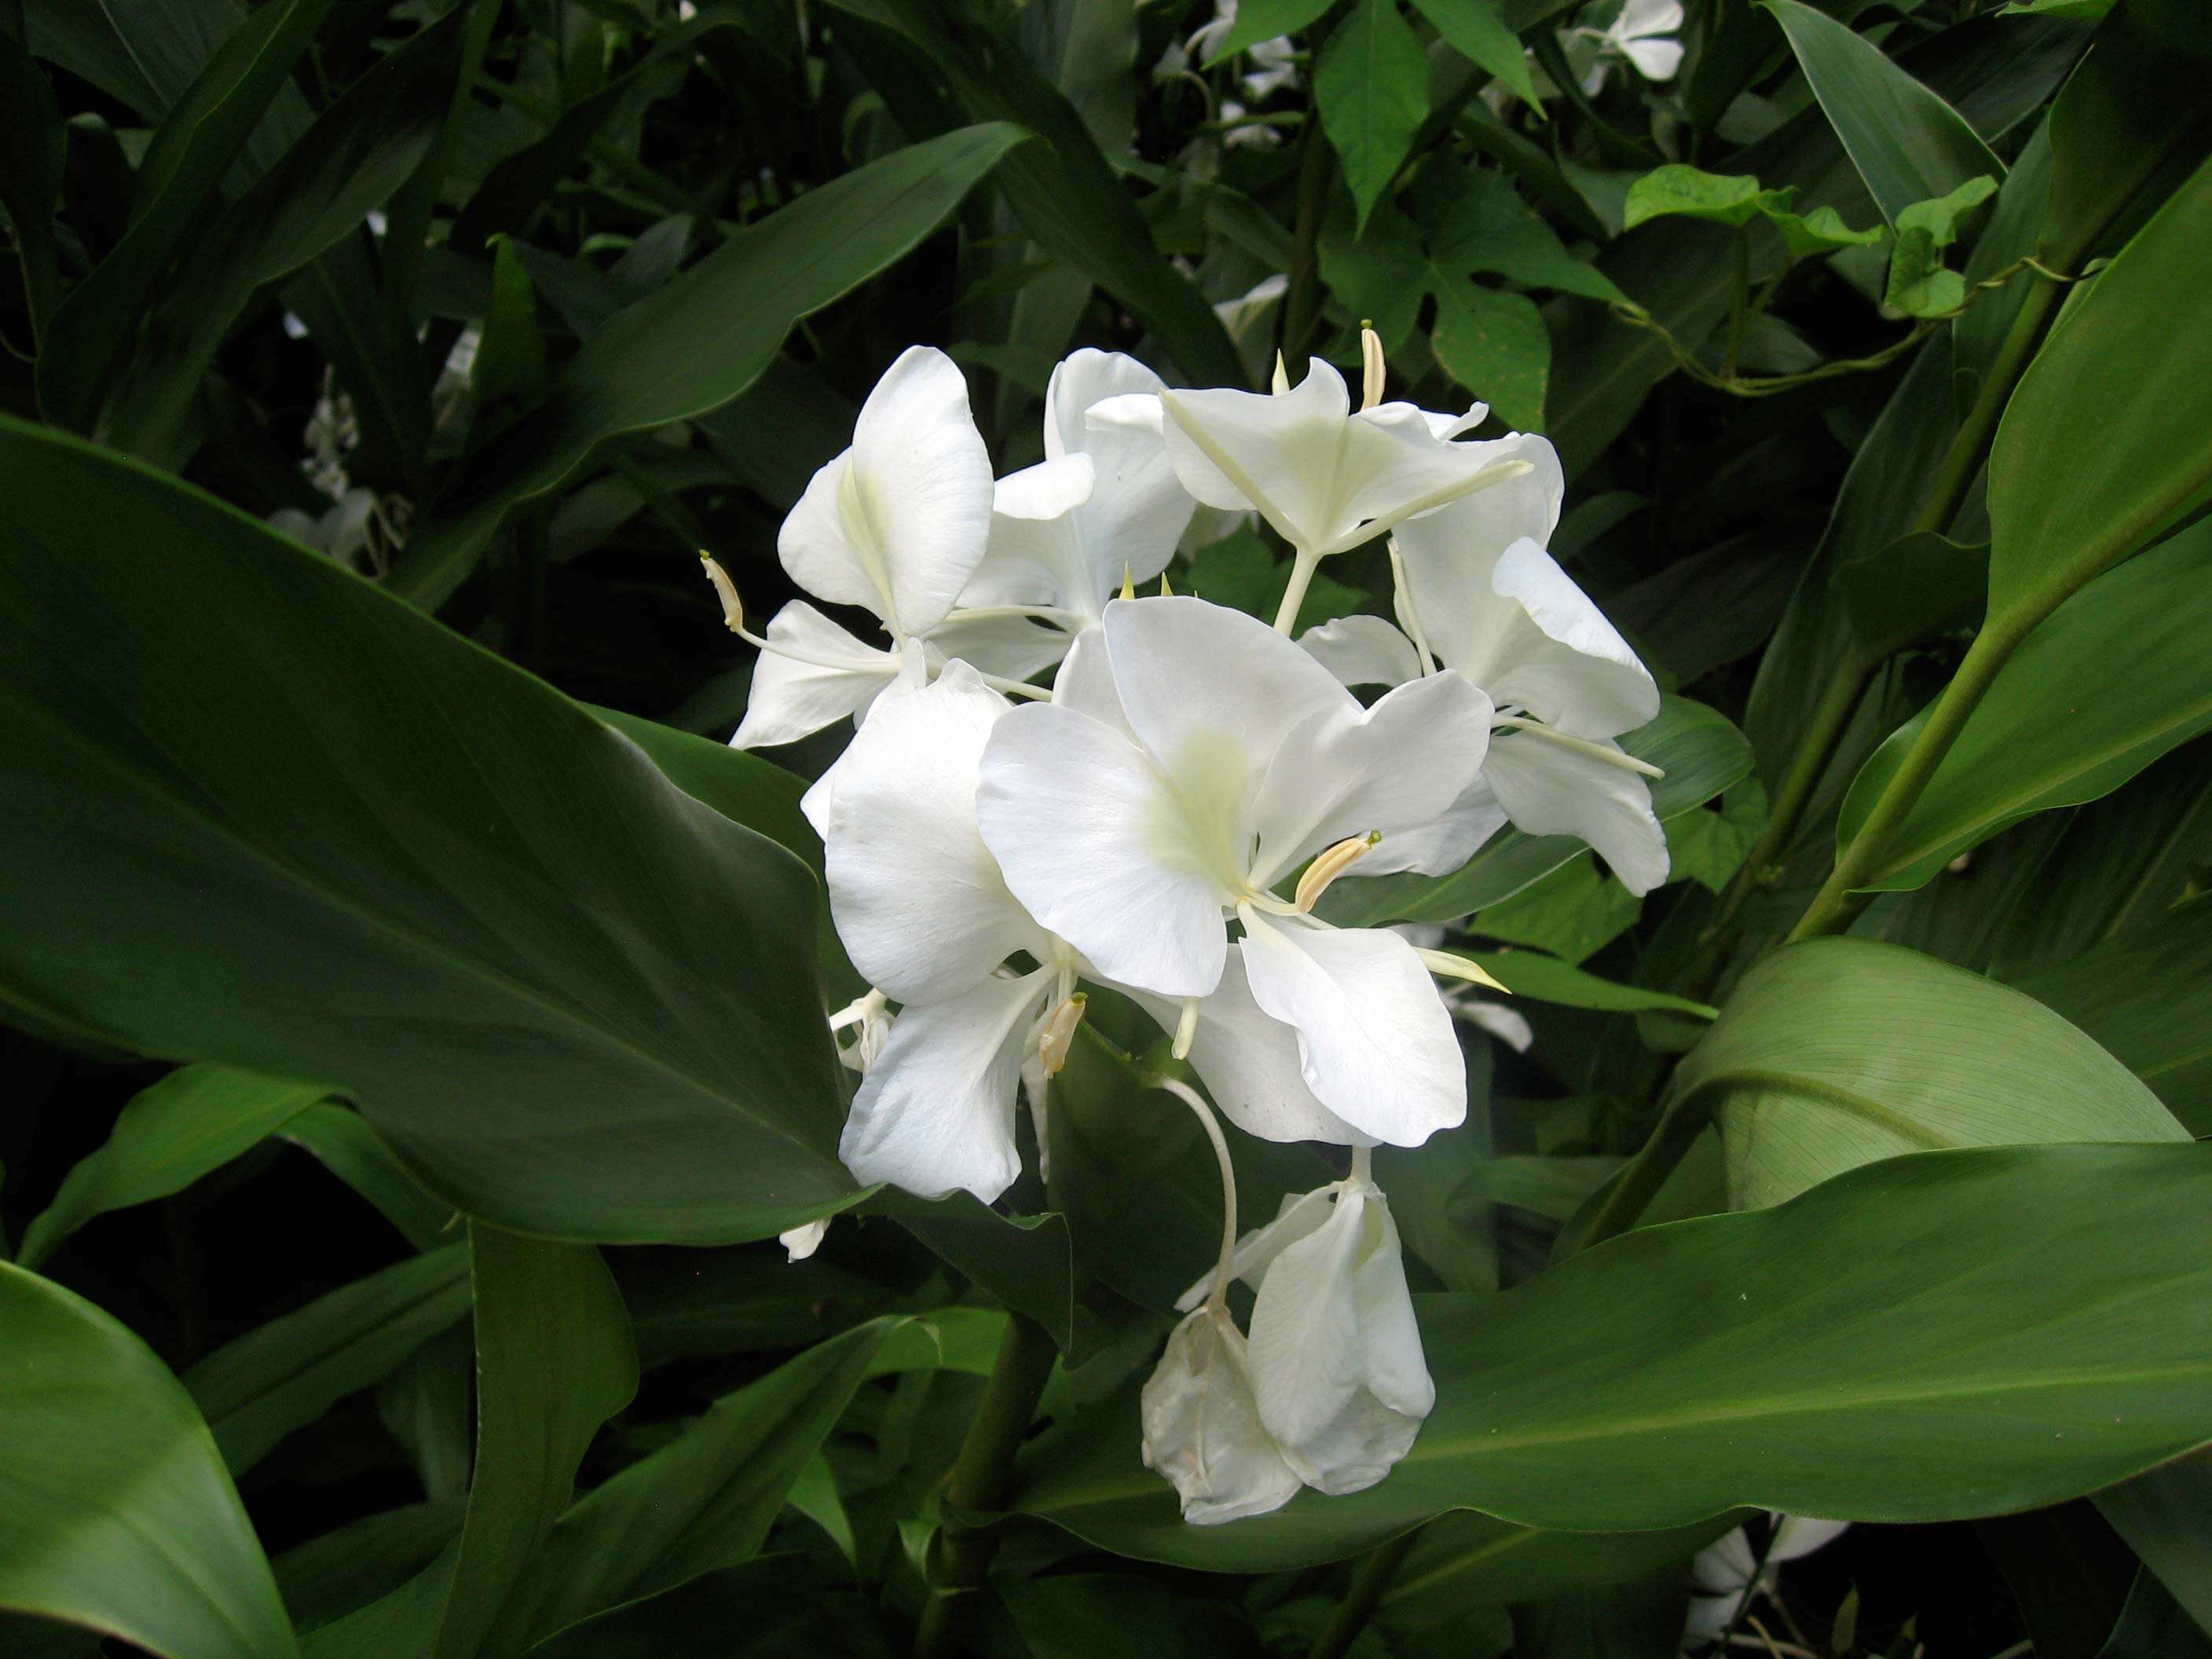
[0, 30, 64, 336]
[0, 416, 857, 1244]
[1206, 0, 1334, 64]
[1380, 1513, 1734, 1635]
[1671, 937, 2186, 1210]
[1337, 697, 1753, 925]
[273, 1501, 463, 1636]
[1430, 276, 1548, 430]
[1883, 174, 1998, 317]
[2009, 895, 2212, 1133]
[1760, 0, 2005, 226]
[2099, 1571, 2212, 1659]
[433, 1226, 637, 1659]
[1987, 151, 2212, 619]
[1014, 1143, 2212, 1567]
[1829, 529, 1990, 661]
[2001, 0, 2113, 16]
[389, 123, 1029, 610]
[1001, 1572, 1269, 1658]
[485, 1318, 912, 1650]
[1622, 164, 1793, 231]
[1763, 203, 1885, 259]
[1664, 780, 1767, 895]
[471, 237, 554, 430]
[1838, 515, 2212, 891]
[1470, 855, 1640, 964]
[2096, 1462, 2212, 1639]
[1431, 169, 1628, 305]
[519, 1558, 860, 1659]
[184, 1246, 474, 1476]
[1468, 950, 1718, 1019]
[1408, 0, 1540, 108]
[1316, 0, 1430, 233]
[278, 1105, 460, 1254]
[15, 1064, 327, 1269]
[0, 1262, 298, 1659]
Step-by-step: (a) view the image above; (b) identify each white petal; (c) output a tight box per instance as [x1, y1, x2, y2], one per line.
[1084, 390, 1166, 440]
[837, 968, 1052, 1203]
[1046, 350, 1197, 595]
[1479, 539, 1658, 738]
[1364, 775, 1510, 879]
[977, 701, 1234, 998]
[1617, 0, 1684, 36]
[1452, 995, 1534, 1053]
[993, 453, 1095, 521]
[1298, 614, 1422, 688]
[731, 600, 903, 751]
[1246, 670, 1495, 885]
[1049, 627, 1134, 738]
[1482, 730, 1669, 895]
[1126, 950, 1370, 1162]
[1155, 360, 1353, 545]
[1174, 1182, 1342, 1313]
[1690, 1529, 1760, 1595]
[1770, 1516, 1851, 1562]
[1141, 1302, 1304, 1525]
[778, 346, 994, 635]
[1621, 34, 1683, 78]
[1236, 910, 1467, 1146]
[778, 1218, 830, 1262]
[1390, 433, 1562, 662]
[1247, 1180, 1433, 1494]
[822, 661, 1054, 1002]
[925, 609, 1073, 683]
[798, 642, 929, 839]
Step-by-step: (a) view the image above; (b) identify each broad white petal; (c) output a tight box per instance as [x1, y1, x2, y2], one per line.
[1247, 1181, 1433, 1493]
[1621, 34, 1683, 78]
[1358, 773, 1509, 880]
[925, 610, 1073, 683]
[837, 968, 1051, 1203]
[1618, 0, 1684, 36]
[1770, 1516, 1851, 1562]
[1141, 1303, 1303, 1525]
[1482, 730, 1668, 895]
[798, 641, 929, 839]
[731, 600, 903, 751]
[1236, 910, 1467, 1146]
[978, 701, 1234, 998]
[993, 453, 1095, 521]
[1174, 1182, 1343, 1313]
[1049, 627, 1134, 738]
[779, 346, 993, 635]
[1298, 614, 1422, 688]
[1331, 408, 1539, 554]
[822, 661, 1053, 1002]
[1048, 350, 1197, 597]
[778, 1218, 830, 1262]
[1481, 539, 1658, 737]
[1390, 434, 1563, 669]
[1452, 994, 1533, 1053]
[1690, 1528, 1761, 1595]
[1128, 950, 1370, 1163]
[1247, 670, 1495, 884]
[1155, 360, 1353, 547]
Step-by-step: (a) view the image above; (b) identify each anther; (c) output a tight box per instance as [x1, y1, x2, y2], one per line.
[1295, 830, 1381, 912]
[1361, 322, 1386, 411]
[699, 551, 744, 634]
[1038, 993, 1089, 1077]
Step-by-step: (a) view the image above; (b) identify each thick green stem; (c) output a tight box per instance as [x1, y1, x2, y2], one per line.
[1913, 269, 2068, 542]
[1307, 1531, 1421, 1659]
[1278, 104, 1336, 375]
[913, 1312, 1059, 1659]
[1559, 1088, 1713, 1258]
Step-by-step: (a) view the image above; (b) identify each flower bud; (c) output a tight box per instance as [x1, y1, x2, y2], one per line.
[1141, 1302, 1302, 1525]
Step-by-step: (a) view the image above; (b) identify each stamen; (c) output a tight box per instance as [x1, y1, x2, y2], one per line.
[699, 551, 745, 634]
[698, 551, 894, 676]
[1295, 830, 1381, 912]
[1037, 992, 1088, 1077]
[1172, 996, 1202, 1060]
[1360, 322, 1386, 412]
[1492, 716, 1666, 778]
[1415, 947, 1512, 994]
[1271, 350, 1291, 396]
[1386, 537, 1437, 676]
[1120, 562, 1137, 600]
[1150, 1075, 1240, 1312]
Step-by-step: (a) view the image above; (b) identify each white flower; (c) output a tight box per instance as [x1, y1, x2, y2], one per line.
[1242, 36, 1300, 101]
[1175, 1167, 1434, 1495]
[1141, 1300, 1303, 1525]
[1391, 925, 1533, 1050]
[1683, 1515, 1850, 1646]
[1213, 273, 1290, 348]
[976, 596, 1494, 1147]
[1089, 357, 1533, 577]
[1573, 0, 1684, 96]
[1185, 0, 1239, 63]
[778, 1218, 830, 1262]
[1299, 438, 1670, 894]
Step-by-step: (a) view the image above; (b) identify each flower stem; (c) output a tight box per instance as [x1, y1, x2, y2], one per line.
[1306, 1529, 1421, 1659]
[911, 1311, 1060, 1659]
[1153, 1075, 1240, 1306]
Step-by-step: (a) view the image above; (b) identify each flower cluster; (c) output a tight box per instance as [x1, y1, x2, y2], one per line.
[710, 335, 1665, 1524]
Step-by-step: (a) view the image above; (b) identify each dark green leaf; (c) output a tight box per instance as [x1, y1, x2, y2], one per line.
[2096, 1461, 2212, 1639]
[1316, 0, 1430, 233]
[1206, 0, 1334, 64]
[279, 1105, 461, 1253]
[1884, 174, 1999, 316]
[1622, 164, 1794, 230]
[1380, 1513, 1734, 1635]
[1431, 276, 1549, 430]
[1408, 0, 1541, 107]
[1468, 950, 1718, 1018]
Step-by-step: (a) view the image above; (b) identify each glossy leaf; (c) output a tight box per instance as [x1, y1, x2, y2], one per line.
[1838, 515, 2212, 891]
[1014, 1143, 2212, 1569]
[1317, 0, 1432, 231]
[0, 1262, 298, 1659]
[1622, 165, 1795, 230]
[1431, 276, 1549, 431]
[185, 1245, 473, 1475]
[1672, 937, 2185, 1210]
[1206, 0, 1333, 64]
[0, 417, 859, 1244]
[390, 123, 1030, 610]
[16, 1064, 328, 1269]
[1408, 0, 1540, 107]
[433, 1227, 637, 1659]
[1762, 0, 2004, 225]
[1381, 1513, 1735, 1634]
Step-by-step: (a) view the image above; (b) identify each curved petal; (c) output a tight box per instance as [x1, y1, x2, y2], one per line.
[1389, 433, 1562, 661]
[1357, 773, 1509, 881]
[926, 610, 1073, 683]
[1621, 33, 1683, 79]
[1482, 728, 1669, 895]
[993, 453, 1095, 521]
[1617, 0, 1685, 36]
[838, 968, 1052, 1203]
[977, 701, 1234, 998]
[1298, 614, 1422, 688]
[1481, 539, 1659, 737]
[1141, 1304, 1303, 1525]
[1155, 360, 1353, 546]
[822, 662, 1054, 1002]
[1331, 410, 1539, 555]
[731, 600, 903, 751]
[780, 346, 994, 635]
[1174, 1183, 1343, 1313]
[1236, 910, 1467, 1146]
[1049, 350, 1197, 596]
[1126, 948, 1371, 1159]
[1049, 627, 1134, 738]
[1247, 670, 1495, 885]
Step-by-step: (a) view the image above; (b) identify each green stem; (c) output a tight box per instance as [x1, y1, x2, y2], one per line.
[1308, 1530, 1421, 1659]
[1559, 1088, 1713, 1258]
[1723, 225, 1752, 381]
[1913, 269, 2068, 542]
[913, 1313, 1059, 1659]
[1278, 91, 1338, 376]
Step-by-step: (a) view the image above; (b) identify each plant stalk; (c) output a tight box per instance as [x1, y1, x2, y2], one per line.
[1306, 1530, 1421, 1659]
[1560, 1087, 1713, 1258]
[912, 1311, 1059, 1659]
[1278, 100, 1337, 376]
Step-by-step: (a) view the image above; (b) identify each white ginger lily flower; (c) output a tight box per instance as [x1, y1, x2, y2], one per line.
[1171, 1161, 1434, 1496]
[977, 596, 1498, 1148]
[955, 350, 1199, 661]
[1683, 1514, 1850, 1646]
[1571, 0, 1684, 95]
[1300, 436, 1669, 894]
[1391, 925, 1533, 1050]
[1089, 357, 1533, 629]
[1142, 1299, 1305, 1525]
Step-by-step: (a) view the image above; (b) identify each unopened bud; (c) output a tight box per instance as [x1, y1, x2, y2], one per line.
[1038, 992, 1088, 1077]
[1414, 947, 1511, 994]
[1295, 830, 1381, 913]
[1360, 322, 1385, 412]
[699, 551, 744, 633]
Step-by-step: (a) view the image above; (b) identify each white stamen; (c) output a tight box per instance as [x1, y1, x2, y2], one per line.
[1492, 716, 1666, 778]
[1295, 830, 1381, 913]
[1152, 1075, 1240, 1311]
[1037, 992, 1088, 1077]
[1360, 323, 1385, 412]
